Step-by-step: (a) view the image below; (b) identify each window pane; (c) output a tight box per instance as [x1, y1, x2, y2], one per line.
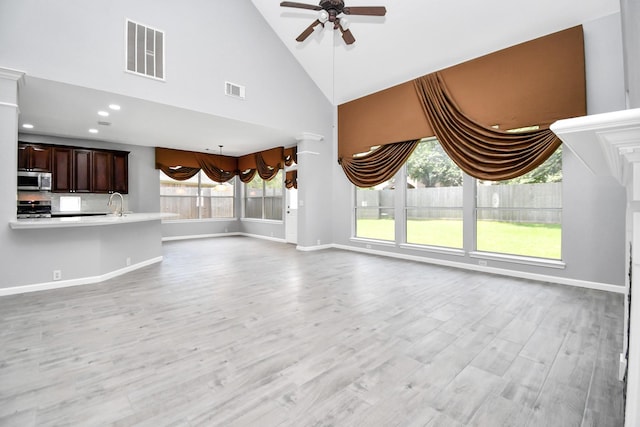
[405, 138, 463, 248]
[160, 196, 198, 220]
[265, 171, 283, 220]
[476, 147, 562, 259]
[160, 172, 199, 196]
[201, 197, 234, 219]
[355, 179, 395, 241]
[160, 171, 235, 219]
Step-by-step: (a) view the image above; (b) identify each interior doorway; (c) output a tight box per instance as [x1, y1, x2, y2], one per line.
[285, 188, 298, 244]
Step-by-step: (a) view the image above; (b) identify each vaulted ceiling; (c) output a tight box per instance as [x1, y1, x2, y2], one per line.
[14, 0, 621, 155]
[252, 0, 620, 105]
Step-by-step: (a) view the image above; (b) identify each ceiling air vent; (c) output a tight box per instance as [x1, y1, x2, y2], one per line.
[225, 82, 245, 99]
[126, 19, 164, 80]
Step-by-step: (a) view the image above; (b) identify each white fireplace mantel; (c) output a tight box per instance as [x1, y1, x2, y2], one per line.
[551, 108, 640, 187]
[551, 108, 640, 427]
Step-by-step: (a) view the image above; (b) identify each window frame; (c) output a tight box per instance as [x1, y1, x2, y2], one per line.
[159, 170, 236, 222]
[241, 171, 285, 223]
[350, 141, 565, 267]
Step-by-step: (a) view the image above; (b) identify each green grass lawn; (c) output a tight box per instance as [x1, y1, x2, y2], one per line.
[356, 219, 561, 259]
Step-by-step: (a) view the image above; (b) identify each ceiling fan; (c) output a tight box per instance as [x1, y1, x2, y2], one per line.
[280, 0, 387, 45]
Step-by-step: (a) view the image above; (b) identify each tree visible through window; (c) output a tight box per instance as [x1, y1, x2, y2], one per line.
[405, 138, 463, 248]
[476, 147, 562, 259]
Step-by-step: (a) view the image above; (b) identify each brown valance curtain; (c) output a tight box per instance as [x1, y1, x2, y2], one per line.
[337, 25, 586, 162]
[157, 146, 297, 187]
[159, 165, 200, 181]
[339, 140, 420, 188]
[194, 153, 237, 183]
[284, 146, 297, 167]
[285, 170, 297, 189]
[414, 73, 561, 180]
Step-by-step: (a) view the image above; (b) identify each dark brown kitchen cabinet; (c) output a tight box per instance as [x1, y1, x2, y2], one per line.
[92, 151, 129, 194]
[92, 150, 113, 193]
[112, 152, 128, 194]
[25, 143, 128, 194]
[18, 144, 52, 172]
[52, 147, 92, 193]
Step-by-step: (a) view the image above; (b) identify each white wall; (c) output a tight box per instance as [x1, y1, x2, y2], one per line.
[329, 12, 628, 289]
[620, 0, 640, 108]
[0, 0, 333, 136]
[0, 0, 334, 288]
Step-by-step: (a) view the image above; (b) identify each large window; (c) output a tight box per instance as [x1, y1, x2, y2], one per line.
[405, 138, 463, 248]
[476, 147, 562, 259]
[355, 178, 395, 241]
[352, 143, 563, 261]
[160, 171, 234, 220]
[244, 171, 284, 220]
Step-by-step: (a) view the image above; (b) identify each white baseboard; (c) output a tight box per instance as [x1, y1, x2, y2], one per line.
[163, 232, 241, 242]
[297, 243, 334, 252]
[236, 232, 286, 244]
[331, 244, 626, 294]
[0, 256, 163, 297]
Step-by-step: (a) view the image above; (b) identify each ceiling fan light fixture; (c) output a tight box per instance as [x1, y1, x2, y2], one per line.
[281, 0, 386, 45]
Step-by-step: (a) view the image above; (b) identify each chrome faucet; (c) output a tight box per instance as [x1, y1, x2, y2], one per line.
[108, 192, 124, 216]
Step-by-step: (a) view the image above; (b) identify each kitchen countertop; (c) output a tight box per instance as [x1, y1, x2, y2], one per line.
[9, 212, 178, 229]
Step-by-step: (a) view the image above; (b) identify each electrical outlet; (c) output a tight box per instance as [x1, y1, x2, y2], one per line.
[53, 270, 62, 281]
[317, 239, 321, 245]
[478, 260, 488, 267]
[366, 244, 372, 249]
[224, 227, 228, 233]
[126, 257, 131, 266]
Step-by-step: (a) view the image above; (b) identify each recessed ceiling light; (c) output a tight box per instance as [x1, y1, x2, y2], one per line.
[108, 104, 121, 111]
[22, 123, 34, 129]
[98, 110, 109, 117]
[89, 128, 99, 134]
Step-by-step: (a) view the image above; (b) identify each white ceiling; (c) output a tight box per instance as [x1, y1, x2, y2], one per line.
[17, 76, 298, 157]
[253, 0, 620, 105]
[17, 0, 620, 154]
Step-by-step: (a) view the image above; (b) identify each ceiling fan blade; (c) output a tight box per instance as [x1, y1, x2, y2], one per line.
[296, 19, 322, 42]
[339, 24, 356, 45]
[280, 1, 322, 11]
[342, 6, 387, 16]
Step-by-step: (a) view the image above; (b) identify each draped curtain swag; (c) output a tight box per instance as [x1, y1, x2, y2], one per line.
[336, 25, 585, 182]
[156, 146, 298, 187]
[285, 170, 297, 189]
[339, 140, 420, 188]
[158, 165, 200, 181]
[414, 73, 562, 180]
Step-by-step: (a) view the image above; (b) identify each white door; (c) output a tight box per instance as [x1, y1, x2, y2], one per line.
[285, 188, 298, 244]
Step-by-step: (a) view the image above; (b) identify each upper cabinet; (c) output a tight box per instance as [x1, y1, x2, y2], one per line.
[21, 143, 129, 194]
[18, 144, 52, 172]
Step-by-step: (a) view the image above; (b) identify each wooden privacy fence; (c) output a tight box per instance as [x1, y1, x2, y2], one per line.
[356, 182, 562, 224]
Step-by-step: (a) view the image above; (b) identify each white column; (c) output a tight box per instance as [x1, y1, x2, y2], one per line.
[0, 68, 24, 221]
[295, 132, 325, 248]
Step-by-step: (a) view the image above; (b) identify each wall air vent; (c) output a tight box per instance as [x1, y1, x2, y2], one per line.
[126, 19, 165, 80]
[225, 82, 245, 99]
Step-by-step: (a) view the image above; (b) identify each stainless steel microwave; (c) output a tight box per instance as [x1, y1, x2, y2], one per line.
[17, 171, 52, 191]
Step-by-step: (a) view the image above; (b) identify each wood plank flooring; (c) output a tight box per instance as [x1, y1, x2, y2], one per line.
[0, 236, 625, 426]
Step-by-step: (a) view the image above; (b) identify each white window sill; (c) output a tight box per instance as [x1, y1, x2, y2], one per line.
[469, 251, 566, 269]
[350, 237, 397, 248]
[240, 218, 283, 225]
[162, 217, 237, 224]
[400, 243, 466, 257]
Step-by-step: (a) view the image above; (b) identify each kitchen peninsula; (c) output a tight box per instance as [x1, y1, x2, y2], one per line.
[9, 212, 174, 229]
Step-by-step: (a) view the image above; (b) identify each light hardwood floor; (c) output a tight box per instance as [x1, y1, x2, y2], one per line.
[0, 236, 625, 426]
